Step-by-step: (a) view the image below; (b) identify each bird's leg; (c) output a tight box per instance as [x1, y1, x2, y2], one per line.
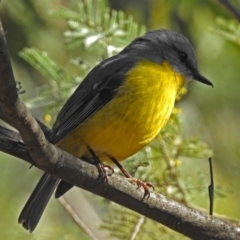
[109, 156, 154, 199]
[87, 146, 114, 183]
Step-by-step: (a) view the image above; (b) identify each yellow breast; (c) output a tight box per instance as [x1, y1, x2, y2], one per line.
[57, 60, 185, 162]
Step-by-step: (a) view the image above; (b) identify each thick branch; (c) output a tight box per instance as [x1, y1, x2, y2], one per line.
[0, 125, 240, 240]
[0, 23, 57, 169]
[0, 17, 240, 240]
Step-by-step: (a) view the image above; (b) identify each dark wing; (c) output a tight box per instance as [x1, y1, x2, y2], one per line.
[50, 54, 136, 144]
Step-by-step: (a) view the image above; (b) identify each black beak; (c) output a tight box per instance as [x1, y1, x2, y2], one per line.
[193, 71, 213, 87]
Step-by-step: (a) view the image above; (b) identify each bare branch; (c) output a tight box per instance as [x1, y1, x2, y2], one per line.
[130, 215, 145, 240]
[218, 0, 240, 22]
[0, 20, 58, 170]
[59, 197, 100, 240]
[1, 125, 240, 239]
[0, 17, 240, 240]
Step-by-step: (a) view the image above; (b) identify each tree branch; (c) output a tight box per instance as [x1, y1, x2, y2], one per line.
[218, 0, 240, 22]
[0, 17, 240, 240]
[0, 21, 58, 170]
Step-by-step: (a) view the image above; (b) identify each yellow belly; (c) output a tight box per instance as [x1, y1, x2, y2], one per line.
[57, 60, 185, 162]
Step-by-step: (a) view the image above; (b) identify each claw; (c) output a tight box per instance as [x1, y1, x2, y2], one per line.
[131, 178, 154, 199]
[96, 162, 109, 183]
[87, 145, 115, 183]
[104, 164, 114, 176]
[108, 155, 154, 199]
[95, 163, 115, 183]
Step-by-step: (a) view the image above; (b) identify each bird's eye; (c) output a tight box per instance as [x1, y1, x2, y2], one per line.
[179, 52, 188, 62]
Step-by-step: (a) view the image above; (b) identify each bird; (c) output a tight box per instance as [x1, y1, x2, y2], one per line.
[18, 29, 212, 232]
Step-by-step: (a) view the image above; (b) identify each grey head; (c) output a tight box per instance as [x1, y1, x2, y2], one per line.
[121, 29, 212, 86]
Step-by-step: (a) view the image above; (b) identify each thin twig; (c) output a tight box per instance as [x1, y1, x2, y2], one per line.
[58, 197, 99, 240]
[129, 215, 145, 240]
[59, 190, 111, 240]
[208, 158, 214, 215]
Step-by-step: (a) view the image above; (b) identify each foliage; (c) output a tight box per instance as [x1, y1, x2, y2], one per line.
[213, 17, 240, 46]
[19, 0, 213, 239]
[2, 0, 240, 239]
[50, 1, 146, 56]
[105, 107, 213, 239]
[102, 206, 187, 240]
[21, 0, 145, 124]
[20, 48, 76, 110]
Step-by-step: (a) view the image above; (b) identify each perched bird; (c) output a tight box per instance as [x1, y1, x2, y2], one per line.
[19, 29, 212, 232]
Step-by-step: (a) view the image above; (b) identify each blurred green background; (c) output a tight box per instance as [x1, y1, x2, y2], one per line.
[1, 0, 240, 239]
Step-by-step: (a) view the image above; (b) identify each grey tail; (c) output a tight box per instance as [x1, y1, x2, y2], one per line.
[55, 180, 74, 198]
[18, 172, 60, 232]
